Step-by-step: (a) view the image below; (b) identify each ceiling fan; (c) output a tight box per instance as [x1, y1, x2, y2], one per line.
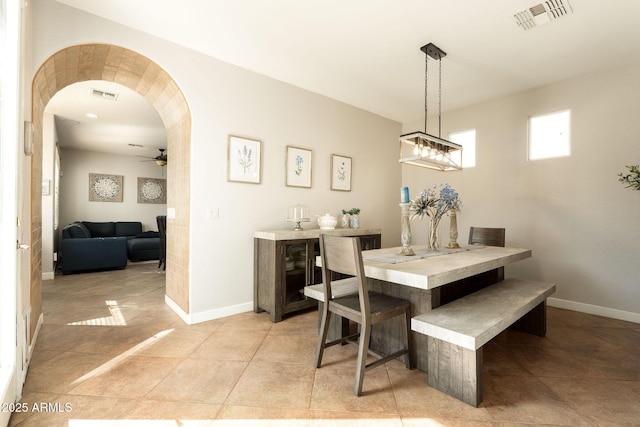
[139, 148, 167, 166]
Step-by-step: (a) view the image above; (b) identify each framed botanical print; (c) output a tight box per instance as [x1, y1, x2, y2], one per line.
[331, 154, 352, 191]
[228, 135, 262, 184]
[89, 173, 123, 202]
[286, 146, 312, 188]
[137, 177, 166, 204]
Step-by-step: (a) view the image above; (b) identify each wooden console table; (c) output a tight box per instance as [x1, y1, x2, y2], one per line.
[253, 228, 381, 322]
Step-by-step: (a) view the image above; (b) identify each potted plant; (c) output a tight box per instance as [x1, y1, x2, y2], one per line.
[341, 208, 361, 229]
[619, 164, 640, 191]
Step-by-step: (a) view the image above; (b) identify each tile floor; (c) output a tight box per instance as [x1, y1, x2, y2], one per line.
[9, 262, 640, 426]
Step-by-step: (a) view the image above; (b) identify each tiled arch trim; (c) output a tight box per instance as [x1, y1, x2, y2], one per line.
[31, 44, 191, 336]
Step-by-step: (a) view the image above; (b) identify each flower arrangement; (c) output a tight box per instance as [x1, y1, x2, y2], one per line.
[410, 184, 462, 221]
[410, 184, 462, 250]
[618, 164, 640, 191]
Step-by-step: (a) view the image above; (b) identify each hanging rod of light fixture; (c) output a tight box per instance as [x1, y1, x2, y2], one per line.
[399, 43, 462, 171]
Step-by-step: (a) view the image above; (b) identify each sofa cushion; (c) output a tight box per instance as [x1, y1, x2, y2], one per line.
[61, 237, 128, 273]
[83, 221, 116, 237]
[115, 222, 143, 237]
[63, 222, 91, 239]
[127, 237, 160, 261]
[135, 231, 159, 238]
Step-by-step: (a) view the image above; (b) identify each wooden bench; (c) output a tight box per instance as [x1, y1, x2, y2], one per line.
[411, 278, 556, 407]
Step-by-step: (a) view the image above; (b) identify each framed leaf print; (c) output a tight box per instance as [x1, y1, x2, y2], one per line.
[331, 154, 352, 191]
[228, 135, 262, 184]
[286, 146, 312, 188]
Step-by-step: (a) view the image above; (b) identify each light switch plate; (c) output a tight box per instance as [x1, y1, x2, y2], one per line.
[206, 208, 219, 220]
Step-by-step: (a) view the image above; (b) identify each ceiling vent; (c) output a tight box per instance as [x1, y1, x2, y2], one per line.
[515, 0, 573, 30]
[90, 88, 119, 101]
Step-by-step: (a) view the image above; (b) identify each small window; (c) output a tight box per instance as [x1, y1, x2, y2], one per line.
[528, 110, 571, 160]
[449, 129, 476, 168]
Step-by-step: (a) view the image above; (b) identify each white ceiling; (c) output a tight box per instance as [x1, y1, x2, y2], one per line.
[50, 0, 640, 155]
[47, 80, 167, 158]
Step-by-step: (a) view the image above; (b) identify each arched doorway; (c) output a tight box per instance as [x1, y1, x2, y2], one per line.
[30, 44, 191, 338]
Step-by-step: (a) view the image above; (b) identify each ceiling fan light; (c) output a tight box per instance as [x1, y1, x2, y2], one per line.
[155, 159, 167, 166]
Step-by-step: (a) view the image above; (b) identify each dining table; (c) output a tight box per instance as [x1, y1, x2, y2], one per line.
[317, 244, 532, 372]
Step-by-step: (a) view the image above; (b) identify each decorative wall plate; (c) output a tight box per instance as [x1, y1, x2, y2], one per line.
[89, 173, 123, 202]
[138, 177, 167, 204]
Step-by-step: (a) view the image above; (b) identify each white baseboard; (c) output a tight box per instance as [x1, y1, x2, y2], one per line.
[42, 272, 54, 281]
[164, 295, 253, 325]
[165, 294, 639, 326]
[164, 296, 190, 324]
[30, 313, 43, 361]
[190, 302, 253, 324]
[548, 297, 640, 324]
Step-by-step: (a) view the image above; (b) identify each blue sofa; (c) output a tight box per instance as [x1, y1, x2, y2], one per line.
[61, 221, 159, 273]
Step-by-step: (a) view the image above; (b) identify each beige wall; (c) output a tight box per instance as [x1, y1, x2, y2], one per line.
[403, 62, 640, 320]
[59, 148, 167, 232]
[186, 68, 401, 317]
[32, 0, 402, 321]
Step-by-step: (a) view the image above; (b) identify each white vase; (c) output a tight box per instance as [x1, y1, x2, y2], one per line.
[341, 214, 350, 228]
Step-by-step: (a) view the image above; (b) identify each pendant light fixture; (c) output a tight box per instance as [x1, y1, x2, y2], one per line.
[399, 43, 462, 171]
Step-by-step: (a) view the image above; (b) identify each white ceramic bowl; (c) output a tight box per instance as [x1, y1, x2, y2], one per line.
[317, 213, 337, 229]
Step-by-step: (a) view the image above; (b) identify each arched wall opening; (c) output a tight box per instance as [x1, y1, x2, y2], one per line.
[30, 44, 191, 337]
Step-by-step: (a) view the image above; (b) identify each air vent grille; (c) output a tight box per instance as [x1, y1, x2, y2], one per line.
[91, 89, 119, 101]
[515, 0, 573, 30]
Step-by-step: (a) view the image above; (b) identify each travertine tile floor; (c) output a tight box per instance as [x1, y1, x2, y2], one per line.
[9, 262, 640, 426]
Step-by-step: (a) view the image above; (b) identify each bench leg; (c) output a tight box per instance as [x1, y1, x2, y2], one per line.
[428, 337, 483, 407]
[511, 301, 547, 337]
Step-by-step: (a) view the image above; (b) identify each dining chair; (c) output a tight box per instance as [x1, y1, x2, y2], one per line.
[315, 234, 413, 396]
[156, 215, 167, 270]
[469, 226, 505, 282]
[438, 227, 507, 306]
[468, 226, 506, 248]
